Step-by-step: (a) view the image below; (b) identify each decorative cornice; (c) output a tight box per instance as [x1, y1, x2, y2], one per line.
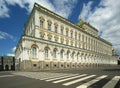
[22, 35, 112, 56]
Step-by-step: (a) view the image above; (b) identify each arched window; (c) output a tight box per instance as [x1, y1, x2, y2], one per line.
[60, 50, 64, 59]
[40, 16, 45, 28]
[55, 25, 58, 33]
[67, 50, 70, 60]
[45, 48, 48, 58]
[53, 48, 57, 59]
[71, 52, 75, 60]
[32, 46, 37, 58]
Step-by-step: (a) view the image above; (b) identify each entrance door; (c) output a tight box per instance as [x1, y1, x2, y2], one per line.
[5, 65, 9, 71]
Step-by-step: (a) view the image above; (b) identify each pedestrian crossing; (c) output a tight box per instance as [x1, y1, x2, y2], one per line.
[46, 74, 79, 82]
[63, 75, 96, 86]
[13, 72, 120, 88]
[76, 75, 107, 88]
[102, 76, 120, 88]
[53, 74, 87, 83]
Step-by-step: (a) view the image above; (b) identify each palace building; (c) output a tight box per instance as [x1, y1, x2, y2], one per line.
[15, 3, 118, 71]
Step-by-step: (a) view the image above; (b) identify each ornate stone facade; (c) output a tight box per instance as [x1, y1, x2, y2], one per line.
[15, 3, 118, 71]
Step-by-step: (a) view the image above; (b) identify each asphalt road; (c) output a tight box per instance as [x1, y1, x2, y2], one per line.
[0, 66, 120, 88]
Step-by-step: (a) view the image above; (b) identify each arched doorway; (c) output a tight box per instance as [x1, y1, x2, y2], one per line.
[5, 65, 9, 71]
[11, 65, 15, 70]
[0, 65, 2, 71]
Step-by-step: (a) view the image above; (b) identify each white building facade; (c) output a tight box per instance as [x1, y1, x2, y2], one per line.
[15, 3, 118, 71]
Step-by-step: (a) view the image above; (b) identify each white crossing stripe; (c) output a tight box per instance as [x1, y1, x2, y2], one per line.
[0, 75, 15, 78]
[63, 75, 96, 86]
[40, 74, 70, 80]
[53, 74, 87, 83]
[102, 76, 120, 88]
[46, 74, 79, 82]
[76, 75, 107, 88]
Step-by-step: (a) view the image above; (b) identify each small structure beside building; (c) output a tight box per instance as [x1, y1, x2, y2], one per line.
[0, 56, 15, 71]
[117, 57, 120, 65]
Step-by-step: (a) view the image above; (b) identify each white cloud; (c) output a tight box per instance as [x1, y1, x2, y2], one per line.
[0, 0, 78, 18]
[79, 0, 120, 55]
[0, 30, 15, 40]
[7, 53, 15, 56]
[12, 46, 16, 52]
[52, 0, 78, 18]
[79, 1, 93, 20]
[6, 46, 16, 56]
[0, 0, 9, 18]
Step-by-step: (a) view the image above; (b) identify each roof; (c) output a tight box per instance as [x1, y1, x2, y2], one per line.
[24, 3, 112, 46]
[76, 18, 85, 26]
[76, 18, 98, 32]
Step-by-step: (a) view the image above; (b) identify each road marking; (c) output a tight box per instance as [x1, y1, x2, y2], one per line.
[46, 74, 79, 82]
[53, 74, 87, 83]
[40, 74, 69, 80]
[76, 75, 107, 88]
[102, 76, 120, 88]
[0, 75, 15, 78]
[63, 75, 96, 86]
[40, 74, 67, 80]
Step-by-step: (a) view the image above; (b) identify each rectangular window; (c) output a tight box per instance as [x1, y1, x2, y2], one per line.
[84, 36, 86, 42]
[40, 20, 44, 28]
[32, 47, 37, 58]
[66, 29, 68, 37]
[60, 38, 62, 43]
[66, 40, 68, 45]
[88, 38, 90, 44]
[75, 32, 77, 40]
[55, 26, 58, 33]
[45, 49, 48, 58]
[79, 43, 81, 48]
[82, 35, 84, 42]
[86, 36, 87, 43]
[61, 27, 63, 34]
[71, 31, 73, 38]
[75, 41, 77, 47]
[48, 22, 51, 30]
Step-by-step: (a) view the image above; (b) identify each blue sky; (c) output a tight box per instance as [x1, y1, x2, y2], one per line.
[0, 0, 120, 56]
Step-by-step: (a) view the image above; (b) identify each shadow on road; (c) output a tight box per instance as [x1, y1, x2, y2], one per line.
[103, 68, 120, 71]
